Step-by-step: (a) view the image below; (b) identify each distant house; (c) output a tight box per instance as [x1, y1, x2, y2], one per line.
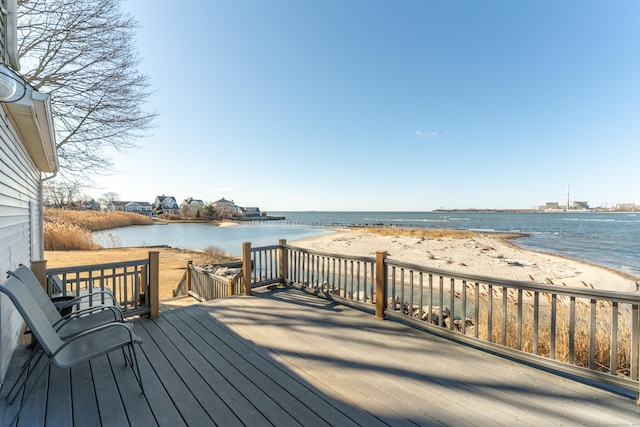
[180, 197, 204, 218]
[240, 207, 261, 217]
[153, 195, 180, 215]
[109, 201, 153, 217]
[79, 199, 102, 211]
[0, 1, 58, 385]
[212, 197, 237, 219]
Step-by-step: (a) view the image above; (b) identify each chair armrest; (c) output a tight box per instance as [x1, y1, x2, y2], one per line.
[49, 322, 143, 361]
[52, 305, 123, 330]
[69, 322, 142, 344]
[57, 290, 120, 309]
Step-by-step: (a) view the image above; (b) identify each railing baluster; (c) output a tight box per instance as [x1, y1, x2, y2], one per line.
[533, 291, 539, 355]
[501, 286, 507, 346]
[438, 276, 444, 327]
[550, 293, 557, 359]
[428, 274, 433, 322]
[450, 278, 455, 331]
[400, 269, 405, 313]
[590, 298, 597, 370]
[474, 282, 479, 339]
[611, 301, 618, 375]
[517, 288, 523, 350]
[569, 296, 576, 364]
[488, 284, 494, 342]
[391, 267, 396, 310]
[461, 280, 467, 334]
[632, 304, 639, 381]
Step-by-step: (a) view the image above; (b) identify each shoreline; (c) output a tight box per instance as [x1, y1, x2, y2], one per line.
[290, 227, 639, 293]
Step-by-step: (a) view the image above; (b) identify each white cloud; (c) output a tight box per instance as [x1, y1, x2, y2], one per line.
[415, 130, 439, 139]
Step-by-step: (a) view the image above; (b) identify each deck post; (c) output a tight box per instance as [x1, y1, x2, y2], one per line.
[279, 239, 287, 286]
[149, 251, 160, 318]
[186, 260, 193, 295]
[242, 242, 252, 296]
[30, 260, 48, 344]
[375, 251, 387, 319]
[228, 277, 235, 296]
[31, 260, 48, 293]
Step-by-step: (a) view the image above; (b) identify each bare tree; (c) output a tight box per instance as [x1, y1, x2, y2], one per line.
[98, 191, 120, 210]
[43, 178, 82, 208]
[16, 0, 156, 182]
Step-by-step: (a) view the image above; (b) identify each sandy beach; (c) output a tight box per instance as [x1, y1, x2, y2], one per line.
[290, 228, 639, 294]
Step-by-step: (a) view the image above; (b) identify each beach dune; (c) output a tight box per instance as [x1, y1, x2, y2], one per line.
[290, 228, 638, 294]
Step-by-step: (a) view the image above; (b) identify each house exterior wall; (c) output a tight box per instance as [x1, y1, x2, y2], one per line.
[212, 198, 237, 219]
[0, 110, 43, 383]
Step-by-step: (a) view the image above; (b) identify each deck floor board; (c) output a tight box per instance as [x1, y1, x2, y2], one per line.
[1, 286, 639, 426]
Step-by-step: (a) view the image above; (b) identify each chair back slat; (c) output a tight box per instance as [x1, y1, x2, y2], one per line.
[10, 265, 62, 325]
[0, 276, 63, 356]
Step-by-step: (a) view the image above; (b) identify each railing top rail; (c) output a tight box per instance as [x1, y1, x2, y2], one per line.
[191, 264, 241, 279]
[386, 258, 640, 304]
[285, 244, 376, 263]
[46, 258, 149, 275]
[250, 244, 282, 252]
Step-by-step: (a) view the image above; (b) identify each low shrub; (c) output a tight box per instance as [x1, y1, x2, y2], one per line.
[203, 245, 229, 263]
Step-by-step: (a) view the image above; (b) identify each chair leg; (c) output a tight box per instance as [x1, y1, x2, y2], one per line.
[129, 344, 144, 395]
[9, 358, 53, 427]
[7, 350, 45, 405]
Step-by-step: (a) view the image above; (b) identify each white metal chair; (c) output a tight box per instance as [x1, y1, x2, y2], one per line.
[0, 275, 144, 426]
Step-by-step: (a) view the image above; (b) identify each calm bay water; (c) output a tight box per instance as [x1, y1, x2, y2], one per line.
[93, 211, 640, 277]
[93, 223, 331, 257]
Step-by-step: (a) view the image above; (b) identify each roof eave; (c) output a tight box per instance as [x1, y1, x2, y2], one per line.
[3, 85, 58, 173]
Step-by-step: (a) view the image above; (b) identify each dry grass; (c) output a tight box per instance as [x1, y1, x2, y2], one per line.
[44, 222, 95, 250]
[357, 226, 527, 241]
[358, 227, 477, 239]
[45, 208, 153, 231]
[203, 245, 229, 262]
[44, 208, 154, 251]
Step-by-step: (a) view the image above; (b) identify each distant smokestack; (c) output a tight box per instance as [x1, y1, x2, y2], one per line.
[567, 185, 570, 210]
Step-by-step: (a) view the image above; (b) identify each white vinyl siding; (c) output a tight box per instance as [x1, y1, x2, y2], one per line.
[0, 109, 42, 383]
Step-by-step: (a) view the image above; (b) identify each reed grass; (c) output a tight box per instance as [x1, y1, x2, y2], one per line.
[45, 208, 153, 231]
[44, 208, 153, 250]
[44, 221, 95, 250]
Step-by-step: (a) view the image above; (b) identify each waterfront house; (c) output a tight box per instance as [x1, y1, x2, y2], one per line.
[240, 206, 261, 217]
[212, 197, 237, 218]
[180, 197, 204, 217]
[0, 1, 57, 385]
[153, 195, 180, 215]
[79, 199, 102, 211]
[108, 200, 153, 217]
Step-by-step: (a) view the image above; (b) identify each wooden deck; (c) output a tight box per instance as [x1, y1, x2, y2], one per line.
[2, 286, 639, 426]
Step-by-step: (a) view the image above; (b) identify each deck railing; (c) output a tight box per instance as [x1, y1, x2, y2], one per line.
[243, 240, 640, 397]
[41, 251, 160, 318]
[173, 261, 244, 301]
[180, 263, 243, 301]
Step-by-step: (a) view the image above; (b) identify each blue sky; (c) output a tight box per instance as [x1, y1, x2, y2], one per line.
[94, 0, 640, 211]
